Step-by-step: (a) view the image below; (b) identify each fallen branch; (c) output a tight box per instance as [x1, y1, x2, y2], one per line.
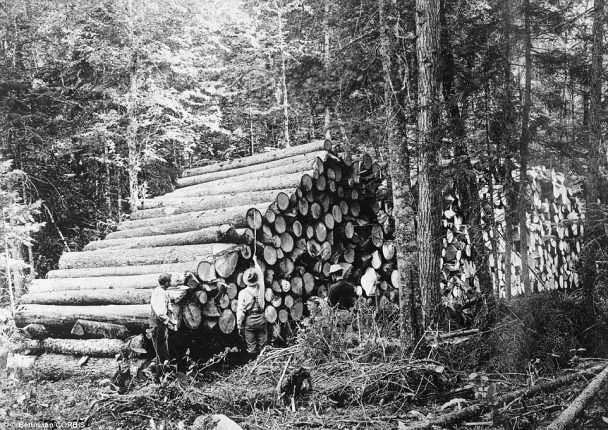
[402, 364, 607, 430]
[545, 363, 608, 430]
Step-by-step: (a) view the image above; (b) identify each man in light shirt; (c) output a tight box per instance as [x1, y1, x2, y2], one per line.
[236, 259, 266, 357]
[150, 273, 177, 366]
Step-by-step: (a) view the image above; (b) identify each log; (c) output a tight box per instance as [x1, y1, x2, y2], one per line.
[84, 225, 250, 251]
[403, 365, 607, 430]
[280, 233, 294, 252]
[247, 208, 263, 230]
[291, 301, 303, 321]
[116, 202, 271, 233]
[277, 192, 291, 211]
[178, 151, 328, 187]
[71, 320, 130, 339]
[265, 306, 278, 323]
[165, 171, 313, 199]
[9, 336, 129, 357]
[182, 297, 203, 329]
[274, 215, 287, 234]
[136, 189, 293, 218]
[181, 140, 328, 178]
[5, 353, 144, 381]
[58, 243, 236, 270]
[545, 364, 608, 430]
[219, 309, 236, 334]
[197, 261, 217, 282]
[28, 274, 162, 293]
[214, 249, 240, 278]
[303, 272, 315, 294]
[106, 203, 271, 240]
[46, 262, 198, 279]
[14, 304, 149, 335]
[20, 289, 152, 306]
[264, 245, 278, 266]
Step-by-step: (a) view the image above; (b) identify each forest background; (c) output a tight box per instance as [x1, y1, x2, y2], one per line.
[0, 0, 603, 309]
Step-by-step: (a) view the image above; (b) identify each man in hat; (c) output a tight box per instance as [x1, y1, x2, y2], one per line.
[150, 273, 178, 367]
[327, 264, 357, 310]
[236, 259, 267, 356]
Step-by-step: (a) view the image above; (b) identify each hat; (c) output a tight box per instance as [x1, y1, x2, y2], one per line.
[329, 264, 342, 275]
[158, 273, 171, 287]
[243, 268, 259, 286]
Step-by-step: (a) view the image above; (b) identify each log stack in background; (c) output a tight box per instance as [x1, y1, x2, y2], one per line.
[481, 166, 584, 298]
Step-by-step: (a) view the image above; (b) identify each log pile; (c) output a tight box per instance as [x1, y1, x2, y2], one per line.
[11, 140, 402, 361]
[439, 165, 584, 301]
[9, 139, 584, 365]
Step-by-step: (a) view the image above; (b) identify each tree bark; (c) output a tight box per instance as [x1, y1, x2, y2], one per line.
[379, 0, 416, 346]
[126, 0, 139, 211]
[587, 0, 605, 203]
[415, 0, 442, 326]
[323, 0, 332, 140]
[277, 3, 290, 147]
[502, 0, 515, 299]
[58, 243, 236, 270]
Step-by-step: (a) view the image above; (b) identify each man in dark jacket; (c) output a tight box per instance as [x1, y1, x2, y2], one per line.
[327, 264, 358, 310]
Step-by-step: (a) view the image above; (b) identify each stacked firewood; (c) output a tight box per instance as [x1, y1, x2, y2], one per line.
[448, 166, 584, 299]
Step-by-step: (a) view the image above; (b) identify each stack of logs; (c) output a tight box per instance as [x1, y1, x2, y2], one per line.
[439, 165, 584, 300]
[10, 140, 403, 372]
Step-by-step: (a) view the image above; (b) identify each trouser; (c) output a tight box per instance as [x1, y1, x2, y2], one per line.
[244, 313, 267, 355]
[151, 325, 171, 366]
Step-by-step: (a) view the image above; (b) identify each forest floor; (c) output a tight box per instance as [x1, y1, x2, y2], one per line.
[2, 292, 608, 430]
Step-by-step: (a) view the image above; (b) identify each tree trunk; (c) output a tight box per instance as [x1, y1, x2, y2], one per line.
[502, 0, 515, 299]
[58, 243, 236, 270]
[415, 0, 442, 326]
[277, 4, 290, 147]
[14, 304, 149, 335]
[379, 0, 420, 347]
[582, 0, 605, 306]
[519, 0, 532, 295]
[323, 0, 331, 140]
[126, 0, 139, 211]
